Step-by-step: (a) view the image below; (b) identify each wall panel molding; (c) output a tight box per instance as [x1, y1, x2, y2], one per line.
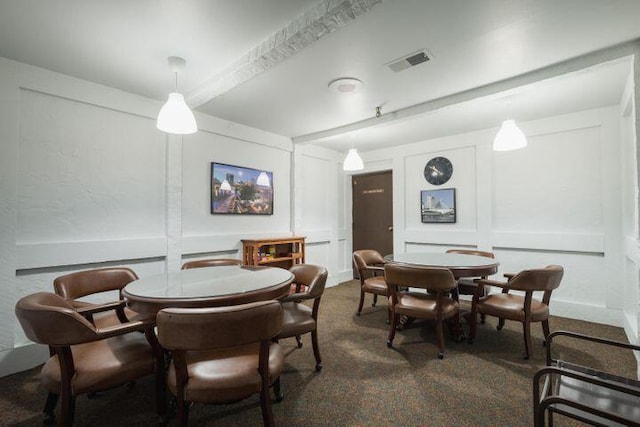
[492, 231, 604, 253]
[16, 238, 167, 270]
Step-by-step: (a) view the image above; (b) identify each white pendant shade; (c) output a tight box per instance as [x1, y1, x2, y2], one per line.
[157, 92, 198, 135]
[256, 171, 271, 187]
[493, 119, 527, 151]
[343, 148, 364, 171]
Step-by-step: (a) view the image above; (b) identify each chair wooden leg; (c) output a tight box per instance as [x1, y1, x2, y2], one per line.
[43, 392, 58, 425]
[372, 294, 378, 307]
[522, 321, 532, 360]
[480, 314, 486, 324]
[60, 392, 76, 427]
[176, 383, 189, 427]
[387, 310, 397, 347]
[497, 317, 505, 330]
[272, 376, 284, 402]
[541, 319, 550, 346]
[260, 378, 275, 427]
[435, 320, 445, 359]
[295, 335, 303, 348]
[469, 307, 478, 344]
[311, 329, 322, 372]
[357, 289, 365, 315]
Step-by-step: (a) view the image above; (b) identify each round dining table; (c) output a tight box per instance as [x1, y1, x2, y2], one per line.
[123, 265, 294, 315]
[384, 252, 499, 278]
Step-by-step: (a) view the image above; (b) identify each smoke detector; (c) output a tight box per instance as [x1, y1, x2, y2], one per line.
[328, 78, 363, 94]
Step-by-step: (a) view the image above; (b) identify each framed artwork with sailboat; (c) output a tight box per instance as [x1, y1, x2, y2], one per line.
[421, 188, 456, 223]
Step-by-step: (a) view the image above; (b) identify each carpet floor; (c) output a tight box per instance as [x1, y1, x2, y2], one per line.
[1, 280, 636, 426]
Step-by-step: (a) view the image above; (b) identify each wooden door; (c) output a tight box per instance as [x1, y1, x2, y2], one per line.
[352, 170, 393, 261]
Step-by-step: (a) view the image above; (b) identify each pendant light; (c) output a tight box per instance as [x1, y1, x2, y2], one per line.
[493, 100, 526, 151]
[157, 56, 198, 135]
[493, 119, 527, 151]
[343, 148, 364, 171]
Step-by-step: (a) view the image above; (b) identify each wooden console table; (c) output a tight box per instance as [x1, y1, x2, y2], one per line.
[242, 236, 305, 270]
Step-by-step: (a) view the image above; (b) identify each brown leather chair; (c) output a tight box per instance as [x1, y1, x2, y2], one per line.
[445, 249, 495, 323]
[15, 292, 164, 426]
[156, 300, 284, 426]
[469, 265, 564, 359]
[53, 267, 147, 328]
[385, 263, 460, 359]
[181, 258, 243, 269]
[352, 249, 388, 317]
[275, 264, 328, 372]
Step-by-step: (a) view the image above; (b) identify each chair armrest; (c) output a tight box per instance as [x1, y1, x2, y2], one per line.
[280, 293, 311, 303]
[96, 318, 155, 340]
[76, 300, 126, 316]
[368, 266, 385, 272]
[474, 278, 509, 289]
[503, 273, 515, 280]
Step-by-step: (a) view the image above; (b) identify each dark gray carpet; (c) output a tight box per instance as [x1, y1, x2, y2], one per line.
[1, 280, 636, 426]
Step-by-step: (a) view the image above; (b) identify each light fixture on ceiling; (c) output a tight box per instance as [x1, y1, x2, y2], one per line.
[343, 148, 364, 171]
[328, 77, 363, 94]
[493, 119, 527, 151]
[157, 56, 198, 135]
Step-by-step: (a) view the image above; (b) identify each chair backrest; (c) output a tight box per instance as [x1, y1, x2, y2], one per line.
[289, 264, 328, 300]
[53, 267, 139, 300]
[507, 265, 564, 293]
[384, 263, 457, 292]
[181, 258, 243, 269]
[15, 292, 98, 346]
[353, 249, 385, 279]
[156, 300, 283, 351]
[446, 249, 495, 259]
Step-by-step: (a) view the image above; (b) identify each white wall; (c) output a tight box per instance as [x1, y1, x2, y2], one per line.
[0, 57, 293, 376]
[293, 144, 351, 285]
[358, 105, 627, 325]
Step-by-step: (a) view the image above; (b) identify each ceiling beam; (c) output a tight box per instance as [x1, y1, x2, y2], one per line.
[293, 39, 640, 145]
[186, 0, 383, 108]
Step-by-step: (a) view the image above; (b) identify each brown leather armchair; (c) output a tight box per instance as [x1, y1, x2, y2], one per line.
[352, 249, 388, 317]
[385, 263, 460, 359]
[15, 292, 165, 426]
[181, 258, 243, 269]
[445, 249, 495, 323]
[156, 300, 284, 426]
[469, 265, 564, 359]
[275, 264, 328, 372]
[53, 267, 147, 328]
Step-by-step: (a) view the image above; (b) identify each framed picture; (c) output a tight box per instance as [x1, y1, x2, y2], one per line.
[421, 188, 456, 223]
[211, 162, 273, 215]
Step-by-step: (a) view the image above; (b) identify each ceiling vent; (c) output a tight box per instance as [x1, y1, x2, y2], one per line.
[386, 49, 431, 73]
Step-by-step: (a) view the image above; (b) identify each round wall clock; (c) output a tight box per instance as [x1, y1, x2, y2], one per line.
[424, 156, 453, 185]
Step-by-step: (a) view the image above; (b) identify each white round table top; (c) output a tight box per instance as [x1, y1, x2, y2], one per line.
[123, 265, 294, 314]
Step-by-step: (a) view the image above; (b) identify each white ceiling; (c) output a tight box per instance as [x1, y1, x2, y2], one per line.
[0, 0, 639, 153]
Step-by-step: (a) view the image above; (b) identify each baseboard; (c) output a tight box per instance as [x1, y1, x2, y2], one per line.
[0, 343, 49, 377]
[550, 300, 623, 327]
[327, 270, 354, 288]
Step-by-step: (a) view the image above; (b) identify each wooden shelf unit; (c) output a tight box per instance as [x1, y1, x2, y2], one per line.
[242, 237, 305, 270]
